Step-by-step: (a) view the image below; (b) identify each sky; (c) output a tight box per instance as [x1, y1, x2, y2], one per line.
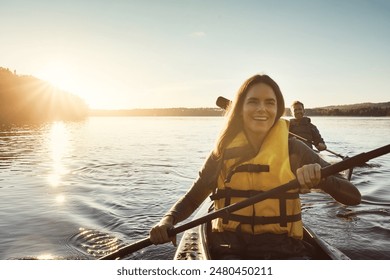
[1, 0, 389, 110]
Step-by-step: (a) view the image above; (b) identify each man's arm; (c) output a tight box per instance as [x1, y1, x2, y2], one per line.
[311, 124, 327, 151]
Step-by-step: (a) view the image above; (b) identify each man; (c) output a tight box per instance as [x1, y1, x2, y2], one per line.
[289, 101, 327, 151]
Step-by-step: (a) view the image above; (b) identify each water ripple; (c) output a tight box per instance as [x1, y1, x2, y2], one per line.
[68, 228, 127, 259]
[337, 208, 390, 218]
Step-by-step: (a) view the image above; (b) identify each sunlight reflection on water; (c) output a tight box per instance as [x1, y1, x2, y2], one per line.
[47, 122, 69, 188]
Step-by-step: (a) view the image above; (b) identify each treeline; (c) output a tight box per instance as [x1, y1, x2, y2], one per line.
[93, 104, 390, 117]
[307, 102, 390, 116]
[285, 102, 390, 117]
[90, 107, 224, 117]
[0, 67, 88, 124]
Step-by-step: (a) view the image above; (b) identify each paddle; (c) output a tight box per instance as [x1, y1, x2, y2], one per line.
[216, 95, 231, 110]
[216, 96, 349, 159]
[288, 131, 345, 158]
[99, 144, 390, 260]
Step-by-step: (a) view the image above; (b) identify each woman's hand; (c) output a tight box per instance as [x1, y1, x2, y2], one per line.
[296, 163, 322, 193]
[149, 215, 177, 246]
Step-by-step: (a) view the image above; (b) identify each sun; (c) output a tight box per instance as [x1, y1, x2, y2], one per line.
[33, 59, 141, 110]
[35, 60, 94, 106]
[35, 61, 76, 92]
[34, 60, 103, 108]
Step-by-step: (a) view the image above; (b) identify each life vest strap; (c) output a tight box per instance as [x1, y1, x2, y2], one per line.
[211, 187, 300, 227]
[225, 164, 270, 183]
[223, 145, 254, 160]
[224, 213, 302, 227]
[210, 188, 299, 201]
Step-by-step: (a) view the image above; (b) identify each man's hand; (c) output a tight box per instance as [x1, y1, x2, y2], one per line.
[316, 142, 327, 151]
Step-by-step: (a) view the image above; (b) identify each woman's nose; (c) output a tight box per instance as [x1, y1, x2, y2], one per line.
[256, 102, 265, 111]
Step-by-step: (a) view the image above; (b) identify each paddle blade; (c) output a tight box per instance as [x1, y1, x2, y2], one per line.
[99, 237, 152, 260]
[216, 96, 231, 110]
[321, 144, 390, 178]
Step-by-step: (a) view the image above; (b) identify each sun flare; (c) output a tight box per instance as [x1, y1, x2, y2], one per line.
[34, 60, 109, 109]
[36, 61, 75, 92]
[33, 59, 145, 110]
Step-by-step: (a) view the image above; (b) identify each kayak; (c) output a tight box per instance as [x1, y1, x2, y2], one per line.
[174, 163, 353, 260]
[174, 198, 350, 260]
[173, 153, 354, 260]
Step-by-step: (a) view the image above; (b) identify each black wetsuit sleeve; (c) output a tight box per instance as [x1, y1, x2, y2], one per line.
[310, 124, 325, 146]
[289, 139, 361, 206]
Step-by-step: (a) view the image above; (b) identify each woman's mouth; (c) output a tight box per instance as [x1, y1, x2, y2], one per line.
[253, 116, 268, 121]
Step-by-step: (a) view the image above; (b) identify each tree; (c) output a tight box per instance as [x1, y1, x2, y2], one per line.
[0, 67, 89, 124]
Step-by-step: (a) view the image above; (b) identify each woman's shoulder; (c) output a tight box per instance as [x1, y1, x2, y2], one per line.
[288, 138, 324, 167]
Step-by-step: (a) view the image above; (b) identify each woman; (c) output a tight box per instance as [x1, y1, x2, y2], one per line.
[149, 74, 361, 259]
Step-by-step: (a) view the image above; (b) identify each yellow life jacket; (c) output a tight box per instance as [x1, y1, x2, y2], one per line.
[211, 119, 303, 239]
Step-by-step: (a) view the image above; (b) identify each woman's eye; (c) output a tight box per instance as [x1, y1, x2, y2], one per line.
[266, 101, 276, 106]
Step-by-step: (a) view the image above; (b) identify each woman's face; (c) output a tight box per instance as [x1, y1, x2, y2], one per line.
[242, 83, 277, 142]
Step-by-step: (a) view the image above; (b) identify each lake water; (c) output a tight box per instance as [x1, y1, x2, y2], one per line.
[1, 116, 389, 260]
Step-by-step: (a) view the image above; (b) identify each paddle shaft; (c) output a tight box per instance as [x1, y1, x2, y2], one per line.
[99, 144, 390, 260]
[289, 131, 345, 159]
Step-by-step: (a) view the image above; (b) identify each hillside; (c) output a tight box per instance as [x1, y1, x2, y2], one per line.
[320, 102, 390, 109]
[89, 107, 224, 117]
[303, 102, 390, 116]
[92, 101, 390, 117]
[0, 67, 89, 124]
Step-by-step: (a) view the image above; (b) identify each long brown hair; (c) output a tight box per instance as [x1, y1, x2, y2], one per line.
[213, 74, 285, 159]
